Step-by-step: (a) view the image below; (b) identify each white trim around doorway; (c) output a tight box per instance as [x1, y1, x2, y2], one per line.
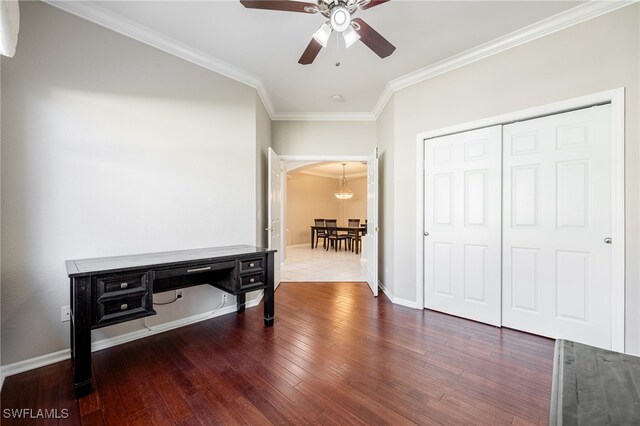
[414, 88, 626, 352]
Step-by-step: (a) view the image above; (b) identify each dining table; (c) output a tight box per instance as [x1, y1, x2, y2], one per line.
[310, 225, 367, 254]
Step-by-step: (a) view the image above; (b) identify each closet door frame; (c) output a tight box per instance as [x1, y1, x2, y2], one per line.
[415, 88, 625, 352]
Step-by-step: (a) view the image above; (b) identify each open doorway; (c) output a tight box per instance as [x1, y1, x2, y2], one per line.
[267, 149, 379, 296]
[283, 161, 368, 282]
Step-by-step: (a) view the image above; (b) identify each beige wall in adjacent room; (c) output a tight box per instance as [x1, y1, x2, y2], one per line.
[384, 4, 640, 354]
[286, 173, 366, 246]
[1, 2, 262, 366]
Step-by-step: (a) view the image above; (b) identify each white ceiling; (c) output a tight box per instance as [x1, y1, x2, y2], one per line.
[58, 1, 590, 115]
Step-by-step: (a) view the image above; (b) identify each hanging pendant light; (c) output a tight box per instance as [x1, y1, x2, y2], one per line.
[335, 163, 354, 200]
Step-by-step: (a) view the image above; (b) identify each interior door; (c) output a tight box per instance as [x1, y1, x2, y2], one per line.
[424, 126, 502, 326]
[267, 147, 282, 288]
[502, 105, 612, 348]
[366, 148, 379, 296]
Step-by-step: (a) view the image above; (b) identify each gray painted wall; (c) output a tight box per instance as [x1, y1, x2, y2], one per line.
[1, 2, 263, 365]
[385, 4, 640, 354]
[376, 96, 395, 296]
[272, 120, 376, 156]
[256, 96, 271, 249]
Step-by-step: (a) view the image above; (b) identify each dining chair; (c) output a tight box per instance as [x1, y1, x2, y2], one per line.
[325, 219, 348, 252]
[347, 219, 361, 252]
[314, 218, 328, 248]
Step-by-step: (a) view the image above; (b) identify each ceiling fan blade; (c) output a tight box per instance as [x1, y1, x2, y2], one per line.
[240, 0, 318, 13]
[360, 0, 391, 10]
[352, 18, 395, 59]
[298, 38, 323, 65]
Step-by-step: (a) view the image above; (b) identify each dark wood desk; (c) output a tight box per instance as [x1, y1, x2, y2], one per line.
[310, 226, 367, 254]
[549, 339, 640, 425]
[65, 245, 275, 398]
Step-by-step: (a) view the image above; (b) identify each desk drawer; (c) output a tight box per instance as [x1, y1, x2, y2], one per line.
[239, 257, 264, 274]
[154, 261, 235, 280]
[96, 271, 151, 298]
[94, 290, 154, 327]
[239, 272, 265, 291]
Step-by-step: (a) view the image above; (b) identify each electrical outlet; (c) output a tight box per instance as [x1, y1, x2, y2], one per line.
[61, 306, 71, 322]
[176, 290, 183, 300]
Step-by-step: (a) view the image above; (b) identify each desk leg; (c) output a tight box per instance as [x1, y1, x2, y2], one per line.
[72, 276, 92, 398]
[264, 252, 275, 327]
[237, 293, 246, 313]
[310, 228, 315, 249]
[69, 279, 74, 361]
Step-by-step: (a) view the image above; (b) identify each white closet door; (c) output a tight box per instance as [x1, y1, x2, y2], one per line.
[502, 105, 612, 348]
[424, 126, 502, 326]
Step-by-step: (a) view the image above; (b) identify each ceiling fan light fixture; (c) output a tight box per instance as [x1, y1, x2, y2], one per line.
[330, 6, 351, 32]
[343, 25, 360, 48]
[312, 22, 332, 47]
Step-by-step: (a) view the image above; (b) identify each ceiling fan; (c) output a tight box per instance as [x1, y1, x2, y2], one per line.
[240, 0, 396, 65]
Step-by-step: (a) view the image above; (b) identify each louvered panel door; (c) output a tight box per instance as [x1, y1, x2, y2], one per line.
[502, 105, 612, 348]
[424, 126, 502, 326]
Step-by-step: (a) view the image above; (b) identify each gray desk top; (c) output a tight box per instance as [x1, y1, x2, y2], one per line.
[65, 245, 275, 277]
[550, 339, 640, 425]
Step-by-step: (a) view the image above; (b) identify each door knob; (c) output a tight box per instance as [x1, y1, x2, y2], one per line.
[604, 237, 612, 244]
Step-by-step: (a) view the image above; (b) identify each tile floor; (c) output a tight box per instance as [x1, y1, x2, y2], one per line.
[281, 243, 368, 282]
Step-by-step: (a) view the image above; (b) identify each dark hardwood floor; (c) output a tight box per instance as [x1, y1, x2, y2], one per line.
[2, 282, 555, 425]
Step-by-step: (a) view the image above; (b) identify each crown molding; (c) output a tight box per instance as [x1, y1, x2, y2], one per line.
[271, 111, 376, 121]
[371, 0, 636, 119]
[255, 81, 275, 119]
[43, 0, 636, 122]
[372, 84, 395, 119]
[42, 0, 275, 119]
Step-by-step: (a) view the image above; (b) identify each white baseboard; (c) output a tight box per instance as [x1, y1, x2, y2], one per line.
[393, 296, 422, 310]
[378, 280, 393, 301]
[0, 291, 265, 385]
[1, 349, 71, 384]
[378, 280, 421, 310]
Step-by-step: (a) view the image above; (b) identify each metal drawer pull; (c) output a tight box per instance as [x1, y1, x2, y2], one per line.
[249, 278, 255, 283]
[604, 237, 612, 244]
[120, 304, 128, 311]
[187, 266, 211, 273]
[120, 282, 128, 289]
[249, 263, 255, 268]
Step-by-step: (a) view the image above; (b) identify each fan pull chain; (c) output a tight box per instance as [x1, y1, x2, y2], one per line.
[335, 32, 341, 67]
